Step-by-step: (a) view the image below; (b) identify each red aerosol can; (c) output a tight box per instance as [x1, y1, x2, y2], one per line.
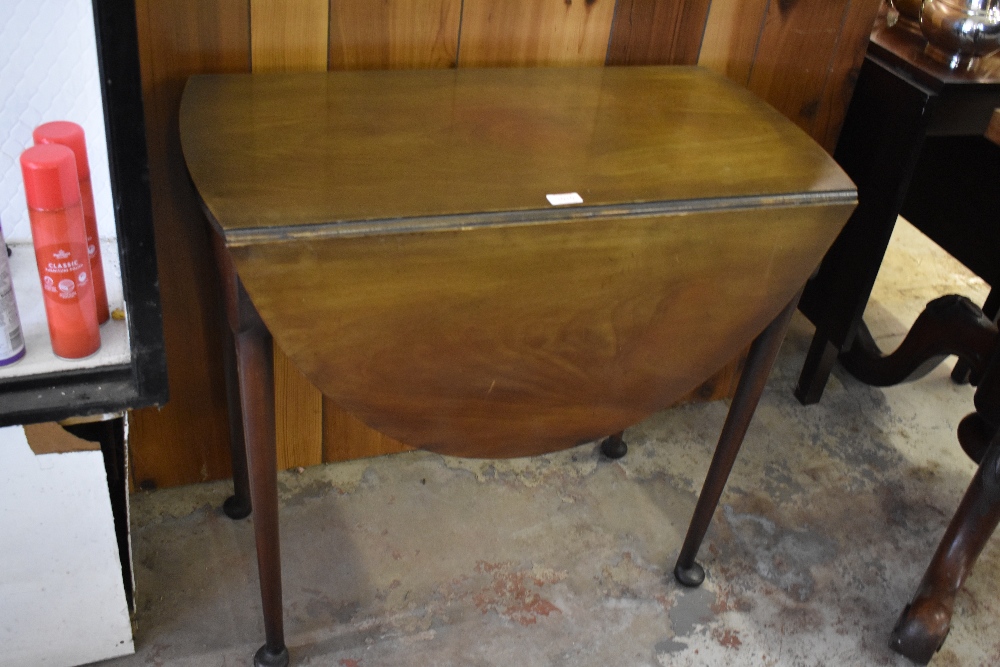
[33, 121, 110, 323]
[20, 144, 101, 359]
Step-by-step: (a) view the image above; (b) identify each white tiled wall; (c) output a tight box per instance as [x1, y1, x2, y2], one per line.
[0, 0, 115, 242]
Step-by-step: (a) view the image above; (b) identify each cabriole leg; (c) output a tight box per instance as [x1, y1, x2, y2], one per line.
[889, 436, 1000, 664]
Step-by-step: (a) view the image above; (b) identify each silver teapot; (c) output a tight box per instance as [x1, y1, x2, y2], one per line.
[919, 0, 1000, 66]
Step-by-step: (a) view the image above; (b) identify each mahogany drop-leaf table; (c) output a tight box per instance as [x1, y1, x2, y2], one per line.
[179, 66, 856, 666]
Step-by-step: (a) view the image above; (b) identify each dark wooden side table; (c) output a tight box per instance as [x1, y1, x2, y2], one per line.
[796, 18, 1000, 405]
[179, 66, 855, 667]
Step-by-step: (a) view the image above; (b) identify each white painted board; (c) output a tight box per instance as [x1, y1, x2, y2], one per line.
[0, 425, 134, 666]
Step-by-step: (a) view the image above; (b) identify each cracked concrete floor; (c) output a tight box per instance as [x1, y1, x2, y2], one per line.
[101, 220, 1000, 667]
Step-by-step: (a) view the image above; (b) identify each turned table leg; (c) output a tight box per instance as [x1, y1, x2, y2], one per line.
[210, 229, 254, 520]
[600, 431, 628, 459]
[233, 284, 289, 667]
[222, 329, 252, 519]
[674, 292, 801, 586]
[889, 436, 1000, 664]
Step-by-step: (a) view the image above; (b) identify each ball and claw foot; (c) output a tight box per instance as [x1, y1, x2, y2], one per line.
[600, 434, 628, 459]
[254, 643, 289, 667]
[223, 494, 252, 520]
[674, 561, 706, 587]
[888, 601, 950, 665]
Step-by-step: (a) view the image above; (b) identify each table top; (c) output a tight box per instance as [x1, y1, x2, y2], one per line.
[181, 66, 856, 457]
[181, 67, 854, 246]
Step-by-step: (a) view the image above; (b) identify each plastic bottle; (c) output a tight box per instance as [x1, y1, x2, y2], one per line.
[33, 121, 110, 323]
[0, 222, 26, 366]
[20, 144, 101, 359]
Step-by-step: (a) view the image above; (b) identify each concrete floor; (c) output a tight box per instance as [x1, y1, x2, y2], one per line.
[101, 220, 1000, 666]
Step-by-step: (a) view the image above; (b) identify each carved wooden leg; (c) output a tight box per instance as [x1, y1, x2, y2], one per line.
[675, 292, 801, 586]
[838, 295, 996, 387]
[233, 284, 288, 667]
[600, 431, 627, 459]
[889, 436, 1000, 664]
[222, 328, 252, 519]
[794, 331, 840, 405]
[953, 287, 1000, 384]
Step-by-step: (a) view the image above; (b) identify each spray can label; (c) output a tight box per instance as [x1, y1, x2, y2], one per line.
[0, 232, 26, 366]
[37, 244, 90, 304]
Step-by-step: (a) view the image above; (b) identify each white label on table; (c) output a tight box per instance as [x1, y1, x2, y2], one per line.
[546, 192, 584, 206]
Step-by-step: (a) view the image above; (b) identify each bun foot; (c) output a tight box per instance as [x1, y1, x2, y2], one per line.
[674, 561, 705, 587]
[254, 643, 289, 667]
[600, 433, 627, 459]
[889, 600, 950, 665]
[223, 494, 252, 520]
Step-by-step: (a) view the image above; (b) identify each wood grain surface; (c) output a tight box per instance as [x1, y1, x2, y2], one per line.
[181, 68, 853, 237]
[250, 0, 328, 471]
[183, 67, 855, 458]
[230, 204, 852, 458]
[747, 0, 857, 138]
[329, 0, 461, 70]
[457, 0, 617, 67]
[323, 398, 413, 462]
[697, 0, 770, 83]
[811, 0, 884, 152]
[607, 0, 713, 66]
[130, 0, 250, 489]
[251, 0, 329, 72]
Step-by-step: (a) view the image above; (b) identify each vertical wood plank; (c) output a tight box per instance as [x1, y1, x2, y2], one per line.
[697, 0, 770, 84]
[273, 343, 324, 469]
[251, 0, 330, 72]
[129, 0, 251, 489]
[328, 0, 461, 69]
[810, 0, 881, 152]
[458, 0, 618, 67]
[249, 0, 329, 470]
[746, 0, 854, 137]
[606, 0, 713, 66]
[323, 397, 415, 463]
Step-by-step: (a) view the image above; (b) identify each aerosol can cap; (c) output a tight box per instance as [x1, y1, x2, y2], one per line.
[20, 144, 82, 211]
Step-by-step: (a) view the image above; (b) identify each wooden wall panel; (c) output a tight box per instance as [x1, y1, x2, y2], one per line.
[130, 0, 250, 489]
[458, 0, 617, 67]
[747, 0, 856, 139]
[249, 0, 329, 471]
[607, 0, 713, 66]
[274, 346, 325, 469]
[697, 0, 770, 83]
[251, 0, 330, 72]
[811, 0, 884, 152]
[323, 399, 414, 463]
[329, 0, 461, 69]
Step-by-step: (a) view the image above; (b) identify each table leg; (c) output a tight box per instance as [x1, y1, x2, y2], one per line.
[233, 285, 289, 667]
[953, 286, 1000, 384]
[209, 228, 254, 520]
[796, 54, 935, 405]
[600, 431, 627, 459]
[889, 435, 1000, 664]
[222, 328, 252, 519]
[794, 332, 840, 405]
[674, 292, 801, 586]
